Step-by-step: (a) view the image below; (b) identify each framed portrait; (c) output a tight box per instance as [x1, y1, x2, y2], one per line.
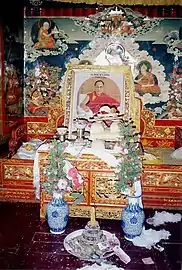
[63, 65, 138, 138]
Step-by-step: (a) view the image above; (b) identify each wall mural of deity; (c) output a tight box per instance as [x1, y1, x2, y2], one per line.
[24, 18, 69, 62]
[24, 9, 182, 120]
[32, 20, 56, 49]
[31, 19, 69, 51]
[4, 19, 24, 120]
[25, 62, 62, 116]
[5, 64, 23, 116]
[134, 60, 161, 96]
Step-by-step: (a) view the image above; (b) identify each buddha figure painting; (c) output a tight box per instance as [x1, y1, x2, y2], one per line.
[134, 60, 161, 95]
[31, 19, 57, 49]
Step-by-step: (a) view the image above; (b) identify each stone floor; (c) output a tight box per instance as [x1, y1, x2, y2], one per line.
[0, 202, 181, 270]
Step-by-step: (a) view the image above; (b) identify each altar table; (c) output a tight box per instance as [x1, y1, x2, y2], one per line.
[0, 147, 181, 219]
[38, 149, 182, 220]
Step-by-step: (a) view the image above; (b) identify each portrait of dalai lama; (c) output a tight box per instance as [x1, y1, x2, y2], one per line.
[79, 79, 120, 116]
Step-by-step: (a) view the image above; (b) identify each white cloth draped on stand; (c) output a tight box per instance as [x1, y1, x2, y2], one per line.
[33, 143, 51, 199]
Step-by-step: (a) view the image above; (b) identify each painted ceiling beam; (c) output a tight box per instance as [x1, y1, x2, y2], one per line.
[50, 0, 181, 6]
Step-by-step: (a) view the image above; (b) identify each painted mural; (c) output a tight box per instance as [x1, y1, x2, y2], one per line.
[4, 22, 24, 119]
[24, 7, 182, 119]
[134, 60, 161, 96]
[25, 62, 61, 116]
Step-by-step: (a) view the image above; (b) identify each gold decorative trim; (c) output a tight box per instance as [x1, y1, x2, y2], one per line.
[0, 190, 36, 201]
[143, 196, 182, 209]
[143, 164, 182, 171]
[68, 158, 112, 171]
[95, 207, 122, 220]
[91, 171, 127, 205]
[27, 108, 64, 135]
[141, 109, 175, 139]
[4, 165, 33, 180]
[53, 0, 181, 5]
[142, 171, 182, 187]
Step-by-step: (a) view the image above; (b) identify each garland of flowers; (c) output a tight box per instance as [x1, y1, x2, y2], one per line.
[115, 119, 142, 193]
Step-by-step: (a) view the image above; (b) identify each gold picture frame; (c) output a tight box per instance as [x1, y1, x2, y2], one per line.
[63, 64, 139, 138]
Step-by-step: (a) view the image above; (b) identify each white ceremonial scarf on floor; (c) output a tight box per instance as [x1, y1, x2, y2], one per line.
[77, 262, 124, 270]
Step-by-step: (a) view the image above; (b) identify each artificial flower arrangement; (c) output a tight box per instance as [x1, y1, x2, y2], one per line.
[115, 118, 145, 240]
[115, 118, 143, 195]
[42, 139, 85, 204]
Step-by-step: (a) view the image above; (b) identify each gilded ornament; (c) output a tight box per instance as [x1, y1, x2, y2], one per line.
[141, 109, 175, 141]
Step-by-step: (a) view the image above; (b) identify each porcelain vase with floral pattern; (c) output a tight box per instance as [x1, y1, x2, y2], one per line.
[47, 192, 69, 234]
[121, 194, 145, 240]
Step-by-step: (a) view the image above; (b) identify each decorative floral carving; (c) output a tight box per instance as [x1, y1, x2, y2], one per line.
[0, 190, 35, 201]
[4, 165, 33, 180]
[141, 109, 175, 139]
[27, 109, 64, 135]
[91, 172, 127, 205]
[142, 172, 182, 187]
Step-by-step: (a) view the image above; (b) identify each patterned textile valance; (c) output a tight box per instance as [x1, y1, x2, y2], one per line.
[52, 0, 181, 5]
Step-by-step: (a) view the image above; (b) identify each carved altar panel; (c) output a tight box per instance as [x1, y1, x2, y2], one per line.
[67, 154, 112, 171]
[69, 206, 122, 220]
[0, 190, 36, 201]
[142, 165, 182, 188]
[90, 171, 127, 205]
[3, 162, 33, 181]
[0, 158, 36, 202]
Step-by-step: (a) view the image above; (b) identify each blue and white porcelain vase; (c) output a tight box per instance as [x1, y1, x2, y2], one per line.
[121, 194, 145, 240]
[47, 192, 69, 234]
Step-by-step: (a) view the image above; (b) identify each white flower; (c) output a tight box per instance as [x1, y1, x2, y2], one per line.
[115, 167, 120, 173]
[66, 186, 72, 192]
[57, 178, 68, 191]
[121, 148, 128, 155]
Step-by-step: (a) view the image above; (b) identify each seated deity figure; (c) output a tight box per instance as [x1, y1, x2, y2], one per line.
[33, 21, 55, 49]
[134, 60, 161, 95]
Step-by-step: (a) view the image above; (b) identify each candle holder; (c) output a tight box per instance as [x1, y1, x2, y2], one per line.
[56, 126, 68, 142]
[73, 118, 88, 140]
